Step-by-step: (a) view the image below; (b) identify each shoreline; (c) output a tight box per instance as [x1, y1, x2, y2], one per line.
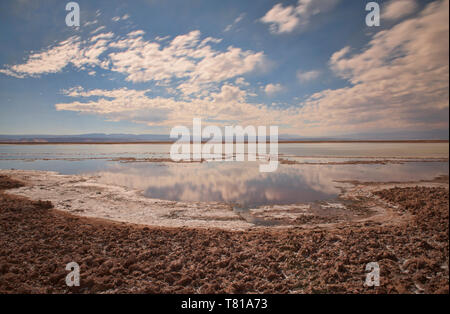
[1, 169, 448, 231]
[1, 156, 448, 165]
[0, 172, 448, 293]
[0, 140, 448, 145]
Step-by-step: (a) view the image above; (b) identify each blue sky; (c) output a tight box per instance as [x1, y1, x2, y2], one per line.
[0, 0, 448, 138]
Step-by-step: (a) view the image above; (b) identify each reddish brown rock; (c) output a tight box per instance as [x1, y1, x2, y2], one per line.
[0, 175, 448, 294]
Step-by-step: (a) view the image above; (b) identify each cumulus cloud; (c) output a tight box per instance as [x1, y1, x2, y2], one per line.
[127, 30, 146, 38]
[90, 26, 106, 35]
[107, 30, 266, 96]
[383, 0, 418, 21]
[3, 0, 448, 138]
[0, 29, 265, 99]
[53, 0, 449, 137]
[260, 0, 340, 34]
[235, 77, 249, 86]
[294, 0, 449, 135]
[264, 83, 284, 95]
[90, 32, 114, 42]
[297, 70, 320, 83]
[55, 85, 292, 127]
[56, 87, 169, 124]
[0, 36, 81, 77]
[211, 84, 247, 103]
[0, 31, 119, 78]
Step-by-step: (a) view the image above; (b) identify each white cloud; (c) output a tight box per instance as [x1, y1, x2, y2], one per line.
[260, 3, 299, 34]
[107, 30, 266, 97]
[264, 83, 284, 95]
[90, 26, 106, 35]
[55, 85, 291, 128]
[155, 35, 170, 42]
[54, 0, 449, 137]
[0, 36, 81, 77]
[84, 20, 98, 27]
[383, 0, 418, 21]
[211, 84, 247, 103]
[199, 36, 222, 47]
[329, 46, 350, 64]
[3, 0, 447, 138]
[235, 77, 249, 86]
[0, 29, 265, 99]
[260, 0, 340, 34]
[0, 31, 119, 78]
[71, 39, 111, 69]
[90, 32, 114, 42]
[127, 30, 146, 38]
[112, 14, 130, 22]
[294, 0, 449, 135]
[297, 70, 320, 83]
[224, 13, 245, 32]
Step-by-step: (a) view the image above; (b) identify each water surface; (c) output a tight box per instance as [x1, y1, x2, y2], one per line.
[0, 143, 447, 207]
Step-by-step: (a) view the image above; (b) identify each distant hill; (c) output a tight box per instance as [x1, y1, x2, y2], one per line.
[0, 131, 447, 143]
[0, 134, 172, 143]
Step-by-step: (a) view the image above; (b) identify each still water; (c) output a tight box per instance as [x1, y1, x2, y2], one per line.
[0, 143, 448, 207]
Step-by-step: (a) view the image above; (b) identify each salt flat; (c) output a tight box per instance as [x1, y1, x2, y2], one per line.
[1, 169, 447, 231]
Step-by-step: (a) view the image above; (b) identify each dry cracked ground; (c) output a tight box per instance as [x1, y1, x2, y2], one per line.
[0, 174, 448, 294]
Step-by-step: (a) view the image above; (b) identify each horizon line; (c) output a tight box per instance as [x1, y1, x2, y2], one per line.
[0, 140, 448, 145]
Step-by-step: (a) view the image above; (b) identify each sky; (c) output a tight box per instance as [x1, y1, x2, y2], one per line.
[0, 0, 448, 138]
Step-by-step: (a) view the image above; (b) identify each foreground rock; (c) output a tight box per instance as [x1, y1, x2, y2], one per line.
[0, 174, 448, 293]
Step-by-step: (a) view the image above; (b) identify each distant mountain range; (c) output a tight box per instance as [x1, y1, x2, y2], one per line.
[0, 133, 339, 143]
[0, 132, 447, 143]
[0, 134, 172, 143]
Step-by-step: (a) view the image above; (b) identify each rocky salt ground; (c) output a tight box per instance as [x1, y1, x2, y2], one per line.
[0, 172, 448, 293]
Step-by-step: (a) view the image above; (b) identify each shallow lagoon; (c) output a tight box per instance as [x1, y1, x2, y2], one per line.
[0, 143, 448, 207]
